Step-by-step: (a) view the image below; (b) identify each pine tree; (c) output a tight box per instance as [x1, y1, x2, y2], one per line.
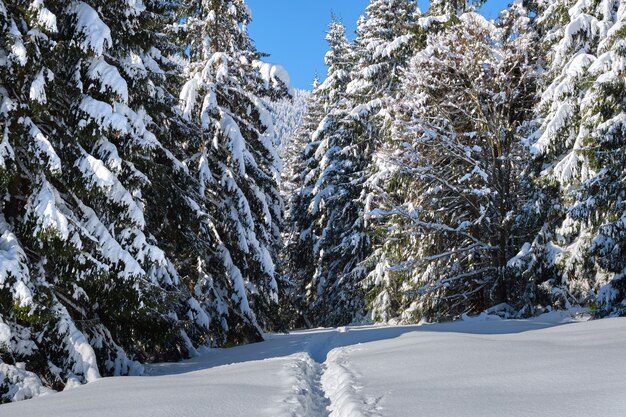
[331, 0, 420, 324]
[283, 19, 356, 326]
[267, 86, 309, 326]
[280, 80, 320, 328]
[178, 0, 290, 341]
[292, 1, 420, 326]
[513, 0, 626, 314]
[366, 4, 538, 322]
[0, 0, 214, 399]
[306, 17, 372, 326]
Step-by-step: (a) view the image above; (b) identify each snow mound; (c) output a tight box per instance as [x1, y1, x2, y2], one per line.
[0, 362, 53, 403]
[254, 61, 293, 96]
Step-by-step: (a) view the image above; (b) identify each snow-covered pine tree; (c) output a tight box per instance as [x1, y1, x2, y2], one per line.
[122, 0, 236, 352]
[512, 0, 626, 315]
[579, 3, 626, 315]
[0, 0, 214, 399]
[265, 87, 309, 326]
[341, 0, 420, 324]
[283, 18, 355, 327]
[178, 0, 290, 341]
[365, 3, 538, 323]
[294, 18, 365, 326]
[295, 1, 419, 327]
[279, 81, 320, 328]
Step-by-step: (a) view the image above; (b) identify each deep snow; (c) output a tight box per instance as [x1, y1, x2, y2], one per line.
[1, 312, 625, 417]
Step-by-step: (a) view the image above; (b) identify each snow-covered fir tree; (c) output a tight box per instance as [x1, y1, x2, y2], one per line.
[269, 86, 309, 324]
[280, 77, 325, 327]
[364, 2, 539, 322]
[330, 0, 420, 325]
[283, 19, 356, 326]
[0, 0, 210, 400]
[288, 0, 420, 327]
[512, 0, 626, 315]
[273, 86, 311, 326]
[178, 0, 291, 340]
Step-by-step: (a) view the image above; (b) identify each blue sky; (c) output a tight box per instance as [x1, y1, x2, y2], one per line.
[246, 0, 510, 90]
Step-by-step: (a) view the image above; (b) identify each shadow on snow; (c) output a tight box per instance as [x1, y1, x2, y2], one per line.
[146, 313, 575, 376]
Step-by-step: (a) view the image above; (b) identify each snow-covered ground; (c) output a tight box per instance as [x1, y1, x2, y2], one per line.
[2, 312, 625, 417]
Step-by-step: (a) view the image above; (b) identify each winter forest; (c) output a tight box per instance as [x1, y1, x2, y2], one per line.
[1, 0, 626, 410]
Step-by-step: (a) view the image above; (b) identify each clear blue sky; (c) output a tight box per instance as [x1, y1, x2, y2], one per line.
[246, 0, 509, 90]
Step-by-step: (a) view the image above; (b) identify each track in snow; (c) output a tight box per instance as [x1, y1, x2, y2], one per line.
[280, 328, 386, 417]
[279, 353, 330, 416]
